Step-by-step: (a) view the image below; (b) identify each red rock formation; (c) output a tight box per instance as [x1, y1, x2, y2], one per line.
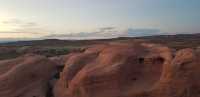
[54, 43, 174, 97]
[0, 54, 57, 97]
[146, 48, 200, 97]
[50, 54, 74, 67]
[1, 42, 199, 97]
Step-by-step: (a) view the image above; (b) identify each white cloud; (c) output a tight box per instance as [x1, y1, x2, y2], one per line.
[44, 27, 164, 40]
[0, 18, 50, 38]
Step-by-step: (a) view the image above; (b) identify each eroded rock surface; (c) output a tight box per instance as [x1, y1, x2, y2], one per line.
[146, 48, 200, 97]
[54, 43, 174, 97]
[0, 54, 57, 97]
[54, 43, 200, 97]
[0, 42, 200, 97]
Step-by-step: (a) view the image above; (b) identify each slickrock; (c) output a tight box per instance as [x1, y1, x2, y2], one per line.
[0, 54, 57, 97]
[1, 42, 199, 97]
[54, 43, 174, 97]
[144, 48, 200, 97]
[129, 48, 200, 97]
[50, 54, 74, 67]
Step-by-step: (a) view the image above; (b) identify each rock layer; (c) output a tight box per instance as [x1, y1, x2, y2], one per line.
[54, 43, 200, 97]
[0, 42, 200, 97]
[54, 43, 175, 97]
[147, 48, 200, 97]
[0, 54, 57, 97]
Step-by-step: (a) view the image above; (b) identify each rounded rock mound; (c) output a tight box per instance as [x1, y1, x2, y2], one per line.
[54, 42, 173, 97]
[0, 54, 57, 97]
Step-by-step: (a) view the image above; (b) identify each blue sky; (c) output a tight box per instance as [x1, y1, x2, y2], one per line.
[0, 0, 199, 39]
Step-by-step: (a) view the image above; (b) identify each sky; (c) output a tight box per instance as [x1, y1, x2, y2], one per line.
[0, 0, 200, 40]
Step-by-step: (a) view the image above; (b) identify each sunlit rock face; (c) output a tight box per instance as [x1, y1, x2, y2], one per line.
[0, 42, 199, 97]
[131, 48, 200, 97]
[0, 54, 57, 97]
[54, 42, 174, 97]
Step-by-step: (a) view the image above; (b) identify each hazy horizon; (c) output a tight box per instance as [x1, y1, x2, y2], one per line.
[0, 0, 200, 39]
